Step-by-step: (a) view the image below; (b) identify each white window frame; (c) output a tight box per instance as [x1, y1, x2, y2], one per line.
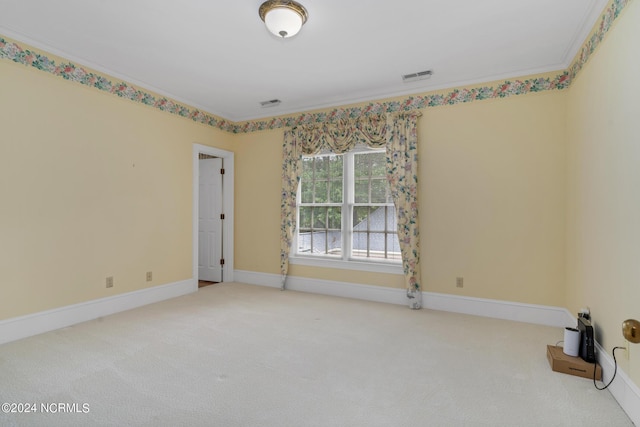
[290, 147, 403, 275]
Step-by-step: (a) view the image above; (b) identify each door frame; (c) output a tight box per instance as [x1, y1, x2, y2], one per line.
[192, 144, 234, 283]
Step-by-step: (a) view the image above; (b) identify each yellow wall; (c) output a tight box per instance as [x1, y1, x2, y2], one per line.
[422, 93, 566, 305]
[0, 59, 233, 320]
[566, 1, 640, 383]
[234, 91, 567, 305]
[234, 129, 283, 275]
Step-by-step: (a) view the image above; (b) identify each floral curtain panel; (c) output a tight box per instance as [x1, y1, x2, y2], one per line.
[280, 112, 423, 309]
[386, 112, 422, 309]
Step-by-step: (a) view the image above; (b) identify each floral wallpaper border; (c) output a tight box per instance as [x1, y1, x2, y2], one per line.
[568, 0, 631, 82]
[235, 74, 571, 133]
[0, 0, 632, 134]
[0, 38, 236, 133]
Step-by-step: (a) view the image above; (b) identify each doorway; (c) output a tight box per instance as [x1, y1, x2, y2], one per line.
[193, 144, 234, 287]
[198, 155, 223, 285]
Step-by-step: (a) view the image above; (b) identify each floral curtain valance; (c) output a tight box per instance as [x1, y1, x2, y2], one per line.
[280, 112, 423, 309]
[295, 115, 387, 155]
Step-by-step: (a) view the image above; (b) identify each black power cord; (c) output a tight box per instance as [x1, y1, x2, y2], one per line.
[593, 346, 625, 390]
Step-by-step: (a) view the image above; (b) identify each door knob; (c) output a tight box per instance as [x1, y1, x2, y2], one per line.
[622, 319, 640, 344]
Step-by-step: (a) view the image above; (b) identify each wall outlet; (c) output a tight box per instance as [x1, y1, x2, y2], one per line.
[146, 271, 153, 282]
[106, 276, 114, 288]
[456, 277, 464, 288]
[621, 340, 630, 360]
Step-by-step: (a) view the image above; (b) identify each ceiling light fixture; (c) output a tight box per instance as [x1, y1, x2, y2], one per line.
[259, 0, 308, 39]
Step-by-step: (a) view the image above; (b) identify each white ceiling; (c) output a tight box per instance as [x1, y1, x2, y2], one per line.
[0, 0, 608, 122]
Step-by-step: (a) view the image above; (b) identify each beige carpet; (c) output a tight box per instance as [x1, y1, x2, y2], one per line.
[0, 282, 632, 426]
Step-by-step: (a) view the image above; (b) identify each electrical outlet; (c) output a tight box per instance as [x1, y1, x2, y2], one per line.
[146, 271, 153, 282]
[621, 340, 630, 361]
[106, 276, 114, 288]
[456, 277, 464, 288]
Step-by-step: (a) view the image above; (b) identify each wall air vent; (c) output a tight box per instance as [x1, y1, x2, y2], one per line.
[402, 69, 433, 83]
[260, 99, 282, 108]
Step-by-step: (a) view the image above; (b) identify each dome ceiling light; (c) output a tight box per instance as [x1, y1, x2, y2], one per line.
[259, 0, 308, 39]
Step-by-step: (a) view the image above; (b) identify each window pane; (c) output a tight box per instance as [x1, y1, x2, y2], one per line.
[299, 230, 343, 256]
[351, 205, 400, 260]
[354, 154, 368, 177]
[368, 206, 387, 232]
[298, 206, 342, 256]
[301, 158, 314, 203]
[313, 207, 327, 228]
[387, 206, 397, 232]
[354, 152, 389, 204]
[326, 231, 343, 256]
[327, 207, 341, 229]
[353, 206, 370, 228]
[353, 206, 397, 232]
[315, 157, 328, 180]
[299, 206, 312, 229]
[302, 157, 314, 172]
[355, 152, 386, 175]
[370, 153, 386, 177]
[314, 181, 328, 203]
[387, 233, 402, 260]
[302, 157, 314, 181]
[297, 232, 312, 254]
[329, 179, 343, 203]
[368, 232, 387, 258]
[370, 179, 388, 203]
[329, 155, 343, 178]
[352, 231, 368, 257]
[300, 180, 313, 204]
[354, 180, 369, 203]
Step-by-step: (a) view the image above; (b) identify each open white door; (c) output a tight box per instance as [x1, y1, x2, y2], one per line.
[198, 158, 223, 282]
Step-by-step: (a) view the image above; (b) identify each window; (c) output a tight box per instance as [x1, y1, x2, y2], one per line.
[296, 148, 401, 265]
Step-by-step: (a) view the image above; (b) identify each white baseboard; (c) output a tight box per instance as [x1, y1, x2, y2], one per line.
[234, 269, 408, 305]
[0, 279, 197, 345]
[596, 338, 640, 425]
[422, 292, 573, 328]
[233, 270, 571, 328]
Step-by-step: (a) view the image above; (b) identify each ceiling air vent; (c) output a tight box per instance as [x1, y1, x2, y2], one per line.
[402, 69, 433, 83]
[260, 99, 282, 108]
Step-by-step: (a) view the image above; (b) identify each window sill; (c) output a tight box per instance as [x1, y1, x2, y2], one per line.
[289, 255, 404, 275]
